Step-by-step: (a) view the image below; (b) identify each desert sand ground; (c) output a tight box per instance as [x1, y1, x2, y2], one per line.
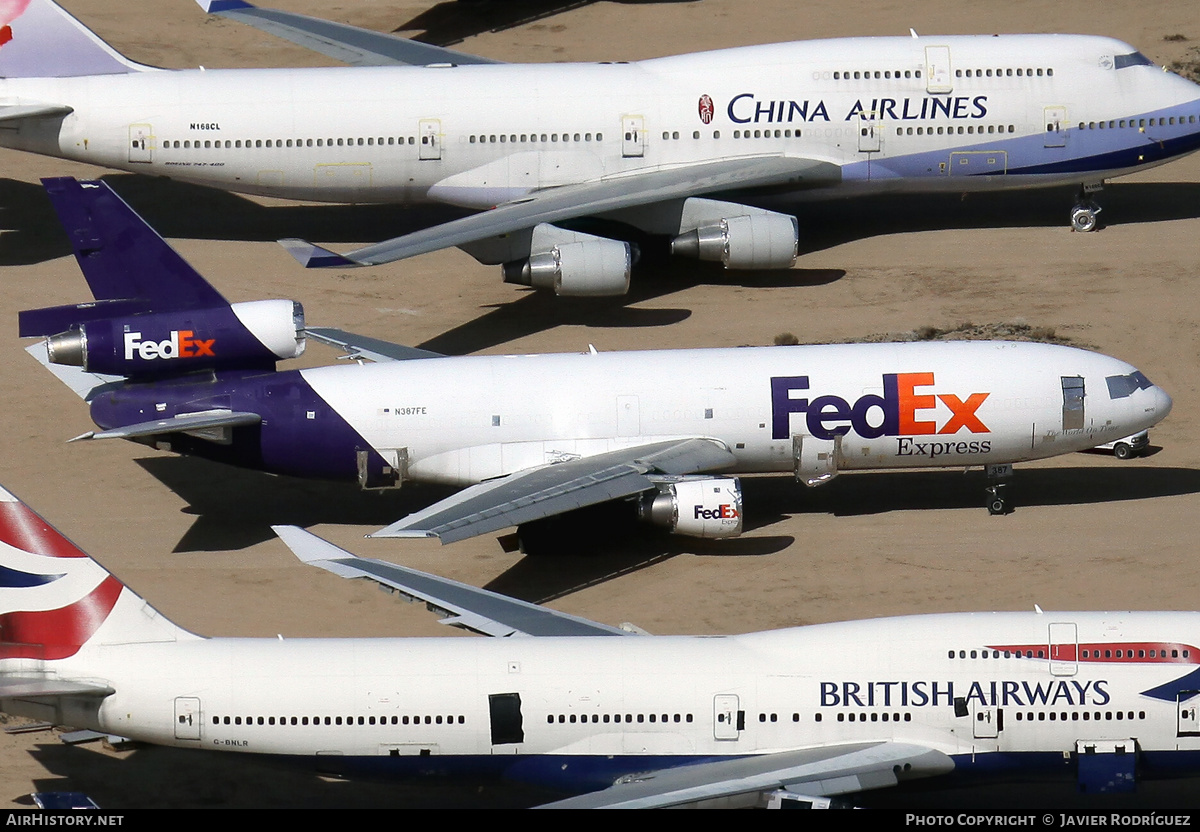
[1, 0, 1200, 810]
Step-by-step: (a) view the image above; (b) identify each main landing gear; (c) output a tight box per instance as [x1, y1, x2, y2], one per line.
[985, 463, 1013, 516]
[1070, 184, 1104, 232]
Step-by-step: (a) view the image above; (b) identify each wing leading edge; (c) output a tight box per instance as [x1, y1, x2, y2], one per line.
[195, 1, 502, 67]
[371, 437, 737, 544]
[274, 525, 629, 637]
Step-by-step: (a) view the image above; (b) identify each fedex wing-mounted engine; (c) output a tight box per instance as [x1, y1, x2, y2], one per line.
[19, 178, 305, 378]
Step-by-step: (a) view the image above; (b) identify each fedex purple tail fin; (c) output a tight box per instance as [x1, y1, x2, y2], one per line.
[0, 484, 195, 661]
[0, 0, 150, 78]
[20, 178, 229, 338]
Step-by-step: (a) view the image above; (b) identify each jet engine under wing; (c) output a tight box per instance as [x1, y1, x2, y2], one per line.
[280, 155, 839, 268]
[274, 525, 629, 637]
[372, 438, 737, 544]
[305, 327, 444, 362]
[196, 1, 502, 67]
[539, 742, 954, 809]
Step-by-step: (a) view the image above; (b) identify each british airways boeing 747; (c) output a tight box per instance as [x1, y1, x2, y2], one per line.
[1, 484, 1199, 807]
[0, 1, 1197, 294]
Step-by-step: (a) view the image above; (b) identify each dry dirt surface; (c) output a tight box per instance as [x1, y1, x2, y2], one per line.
[1, 0, 1200, 811]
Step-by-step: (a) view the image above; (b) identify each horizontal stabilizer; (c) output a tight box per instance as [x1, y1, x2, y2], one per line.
[305, 327, 443, 362]
[540, 742, 953, 808]
[196, 1, 501, 67]
[0, 103, 72, 122]
[0, 676, 114, 700]
[373, 438, 736, 544]
[274, 525, 628, 637]
[24, 341, 122, 402]
[76, 410, 261, 442]
[287, 155, 838, 268]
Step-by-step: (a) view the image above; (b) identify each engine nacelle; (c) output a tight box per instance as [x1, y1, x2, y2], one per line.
[503, 226, 631, 297]
[637, 477, 744, 539]
[671, 212, 798, 270]
[44, 299, 305, 377]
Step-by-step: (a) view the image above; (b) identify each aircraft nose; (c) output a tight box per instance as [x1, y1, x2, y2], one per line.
[1155, 385, 1173, 421]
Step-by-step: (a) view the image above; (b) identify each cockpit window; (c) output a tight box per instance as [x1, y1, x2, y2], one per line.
[1114, 52, 1154, 69]
[1106, 371, 1153, 399]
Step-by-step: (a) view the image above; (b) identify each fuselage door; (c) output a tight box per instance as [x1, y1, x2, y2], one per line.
[1048, 622, 1078, 676]
[489, 692, 525, 749]
[1061, 376, 1086, 431]
[129, 124, 153, 163]
[419, 118, 442, 160]
[1178, 694, 1200, 737]
[713, 693, 741, 740]
[971, 700, 1000, 739]
[622, 115, 645, 158]
[857, 112, 882, 153]
[924, 46, 953, 94]
[1044, 106, 1068, 148]
[174, 696, 201, 741]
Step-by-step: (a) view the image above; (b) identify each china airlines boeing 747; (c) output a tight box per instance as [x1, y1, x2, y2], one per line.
[2, 485, 1200, 807]
[21, 179, 1173, 550]
[0, 1, 1198, 295]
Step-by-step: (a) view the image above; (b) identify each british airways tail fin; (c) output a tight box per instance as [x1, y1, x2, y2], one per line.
[0, 484, 197, 665]
[20, 178, 228, 337]
[0, 0, 153, 78]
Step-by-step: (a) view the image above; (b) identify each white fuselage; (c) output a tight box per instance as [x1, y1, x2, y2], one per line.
[4, 34, 1200, 210]
[297, 341, 1168, 487]
[22, 602, 1200, 793]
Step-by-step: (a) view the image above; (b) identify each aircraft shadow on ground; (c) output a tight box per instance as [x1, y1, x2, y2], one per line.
[20, 736, 552, 809]
[791, 180, 1200, 253]
[134, 457, 460, 553]
[1, 167, 1198, 270]
[416, 260, 844, 355]
[741, 464, 1200, 517]
[397, 0, 697, 47]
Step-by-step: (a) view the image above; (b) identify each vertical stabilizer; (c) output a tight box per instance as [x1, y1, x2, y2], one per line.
[0, 485, 196, 662]
[0, 0, 153, 78]
[41, 177, 228, 309]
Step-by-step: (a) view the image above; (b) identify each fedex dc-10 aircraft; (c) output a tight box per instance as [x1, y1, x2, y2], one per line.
[3, 485, 1200, 808]
[1, 2, 1199, 296]
[22, 179, 1171, 549]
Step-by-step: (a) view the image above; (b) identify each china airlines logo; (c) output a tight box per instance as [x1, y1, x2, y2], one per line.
[124, 330, 216, 361]
[698, 94, 714, 125]
[0, 0, 31, 49]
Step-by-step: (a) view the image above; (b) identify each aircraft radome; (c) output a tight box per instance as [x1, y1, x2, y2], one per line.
[21, 178, 1172, 552]
[2, 483, 1200, 807]
[1, 1, 1199, 295]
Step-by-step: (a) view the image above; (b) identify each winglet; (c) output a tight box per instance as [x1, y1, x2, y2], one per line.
[278, 239, 363, 269]
[196, 0, 254, 11]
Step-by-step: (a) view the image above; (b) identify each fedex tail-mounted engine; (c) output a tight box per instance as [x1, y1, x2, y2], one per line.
[21, 299, 305, 377]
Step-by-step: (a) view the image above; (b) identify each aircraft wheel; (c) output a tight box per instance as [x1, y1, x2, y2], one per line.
[1113, 442, 1133, 460]
[1070, 204, 1099, 232]
[985, 483, 1010, 516]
